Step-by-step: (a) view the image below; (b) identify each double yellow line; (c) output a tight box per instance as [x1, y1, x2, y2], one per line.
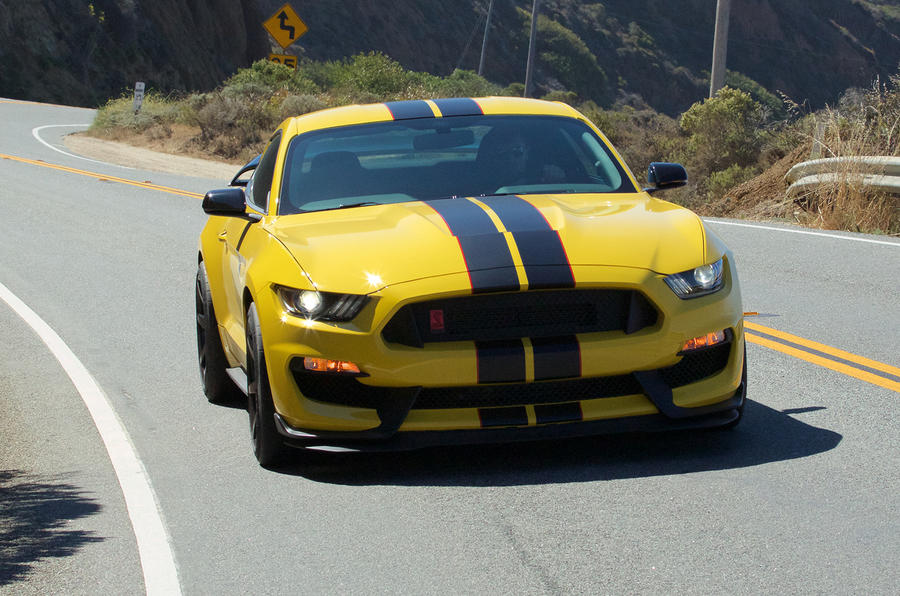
[0, 152, 203, 199]
[4, 150, 898, 393]
[744, 319, 899, 392]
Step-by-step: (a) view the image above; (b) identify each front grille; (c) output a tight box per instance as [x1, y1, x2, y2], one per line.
[290, 342, 732, 411]
[382, 289, 658, 347]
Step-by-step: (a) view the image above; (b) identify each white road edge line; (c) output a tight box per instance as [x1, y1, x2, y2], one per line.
[703, 218, 900, 247]
[31, 124, 136, 169]
[0, 281, 181, 596]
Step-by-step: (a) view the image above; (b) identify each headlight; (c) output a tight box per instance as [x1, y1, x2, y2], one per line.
[274, 285, 370, 321]
[664, 258, 724, 299]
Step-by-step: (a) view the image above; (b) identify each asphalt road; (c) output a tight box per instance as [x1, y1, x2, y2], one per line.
[1, 99, 898, 595]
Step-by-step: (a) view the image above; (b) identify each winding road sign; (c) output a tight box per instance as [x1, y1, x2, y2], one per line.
[263, 3, 307, 49]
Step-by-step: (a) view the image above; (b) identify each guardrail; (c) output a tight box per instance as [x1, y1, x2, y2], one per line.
[785, 156, 900, 197]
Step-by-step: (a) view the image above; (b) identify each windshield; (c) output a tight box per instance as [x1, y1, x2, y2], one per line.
[279, 115, 635, 214]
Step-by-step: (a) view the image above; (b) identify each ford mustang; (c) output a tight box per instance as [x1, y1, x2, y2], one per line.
[196, 97, 746, 466]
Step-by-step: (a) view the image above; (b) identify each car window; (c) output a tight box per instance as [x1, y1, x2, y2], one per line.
[247, 131, 282, 213]
[279, 115, 635, 215]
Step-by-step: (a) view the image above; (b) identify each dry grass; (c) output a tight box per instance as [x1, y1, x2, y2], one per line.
[790, 78, 900, 234]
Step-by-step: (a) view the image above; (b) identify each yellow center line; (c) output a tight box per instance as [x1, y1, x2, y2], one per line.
[745, 319, 900, 377]
[0, 152, 204, 199]
[745, 332, 900, 393]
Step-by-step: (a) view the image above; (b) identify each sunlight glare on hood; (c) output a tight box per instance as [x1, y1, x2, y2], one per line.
[365, 271, 384, 289]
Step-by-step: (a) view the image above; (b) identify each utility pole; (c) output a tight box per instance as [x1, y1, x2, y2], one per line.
[524, 0, 540, 97]
[709, 0, 731, 97]
[478, 0, 495, 76]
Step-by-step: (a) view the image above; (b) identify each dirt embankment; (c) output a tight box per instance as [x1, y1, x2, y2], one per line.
[706, 143, 811, 221]
[64, 133, 239, 180]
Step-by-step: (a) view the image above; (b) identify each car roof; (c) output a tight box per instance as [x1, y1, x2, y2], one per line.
[282, 97, 584, 137]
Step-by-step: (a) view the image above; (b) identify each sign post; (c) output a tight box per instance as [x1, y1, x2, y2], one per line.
[132, 82, 145, 114]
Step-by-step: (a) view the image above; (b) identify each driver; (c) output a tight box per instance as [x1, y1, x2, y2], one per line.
[480, 127, 565, 189]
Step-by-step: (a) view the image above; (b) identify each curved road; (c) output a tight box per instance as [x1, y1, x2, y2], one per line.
[1, 99, 898, 595]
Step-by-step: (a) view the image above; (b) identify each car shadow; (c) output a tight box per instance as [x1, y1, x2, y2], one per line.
[0, 470, 104, 585]
[275, 400, 842, 486]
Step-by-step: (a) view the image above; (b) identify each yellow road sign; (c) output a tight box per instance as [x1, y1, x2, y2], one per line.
[268, 53, 297, 69]
[263, 3, 307, 49]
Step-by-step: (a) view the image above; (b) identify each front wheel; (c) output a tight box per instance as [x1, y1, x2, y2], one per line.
[246, 303, 290, 467]
[196, 262, 241, 405]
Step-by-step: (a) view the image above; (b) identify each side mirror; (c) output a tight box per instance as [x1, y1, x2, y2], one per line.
[202, 188, 248, 217]
[645, 162, 687, 193]
[230, 154, 261, 187]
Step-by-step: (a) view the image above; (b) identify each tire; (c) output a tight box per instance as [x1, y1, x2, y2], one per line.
[196, 262, 241, 405]
[246, 303, 290, 467]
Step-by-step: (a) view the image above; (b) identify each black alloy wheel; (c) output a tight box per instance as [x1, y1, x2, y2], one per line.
[246, 303, 289, 467]
[196, 262, 241, 405]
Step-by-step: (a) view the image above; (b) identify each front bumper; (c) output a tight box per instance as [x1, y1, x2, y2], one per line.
[256, 259, 745, 444]
[273, 381, 745, 452]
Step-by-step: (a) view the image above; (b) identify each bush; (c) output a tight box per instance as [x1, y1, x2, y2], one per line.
[424, 69, 501, 98]
[90, 92, 181, 136]
[223, 59, 318, 96]
[707, 164, 759, 198]
[329, 52, 422, 100]
[280, 94, 327, 119]
[680, 86, 765, 178]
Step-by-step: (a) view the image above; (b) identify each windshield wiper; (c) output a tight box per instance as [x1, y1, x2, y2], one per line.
[425, 192, 519, 202]
[319, 201, 381, 211]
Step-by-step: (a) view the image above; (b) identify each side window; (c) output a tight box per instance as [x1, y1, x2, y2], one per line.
[247, 131, 282, 212]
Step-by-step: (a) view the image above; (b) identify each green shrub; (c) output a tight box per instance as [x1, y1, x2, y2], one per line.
[280, 94, 327, 119]
[707, 164, 759, 199]
[424, 69, 501, 98]
[329, 52, 421, 100]
[680, 87, 765, 174]
[90, 92, 180, 134]
[501, 82, 525, 97]
[223, 59, 318, 96]
[542, 90, 579, 104]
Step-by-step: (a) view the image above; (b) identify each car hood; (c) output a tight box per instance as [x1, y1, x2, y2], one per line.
[266, 194, 708, 294]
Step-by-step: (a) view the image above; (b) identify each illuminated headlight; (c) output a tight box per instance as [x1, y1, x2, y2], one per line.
[275, 285, 370, 321]
[664, 258, 724, 299]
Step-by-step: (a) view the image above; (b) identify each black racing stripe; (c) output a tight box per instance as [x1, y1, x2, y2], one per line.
[534, 402, 583, 424]
[481, 196, 575, 289]
[429, 197, 497, 235]
[458, 235, 520, 293]
[481, 195, 549, 231]
[384, 100, 434, 120]
[512, 231, 575, 289]
[432, 97, 483, 117]
[531, 336, 581, 380]
[476, 339, 526, 384]
[429, 199, 519, 293]
[479, 406, 529, 427]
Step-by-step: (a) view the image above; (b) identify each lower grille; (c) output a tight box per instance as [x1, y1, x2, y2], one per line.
[291, 342, 732, 411]
[660, 343, 731, 388]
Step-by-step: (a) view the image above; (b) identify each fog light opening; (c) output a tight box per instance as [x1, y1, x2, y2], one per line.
[681, 330, 727, 352]
[303, 357, 361, 375]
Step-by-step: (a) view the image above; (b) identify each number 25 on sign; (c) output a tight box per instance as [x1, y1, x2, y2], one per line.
[268, 54, 297, 69]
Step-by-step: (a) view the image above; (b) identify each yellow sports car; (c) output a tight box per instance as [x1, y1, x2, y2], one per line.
[196, 97, 745, 466]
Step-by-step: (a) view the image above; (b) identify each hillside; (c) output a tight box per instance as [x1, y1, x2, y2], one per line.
[1, 0, 899, 115]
